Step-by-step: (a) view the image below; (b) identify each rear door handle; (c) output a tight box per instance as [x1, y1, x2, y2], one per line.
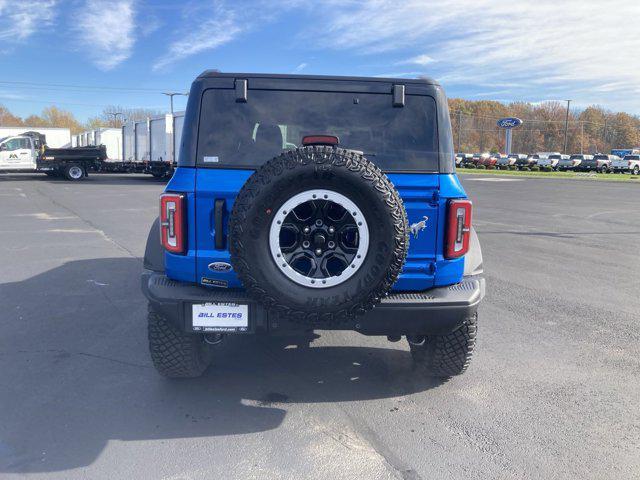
[214, 199, 226, 249]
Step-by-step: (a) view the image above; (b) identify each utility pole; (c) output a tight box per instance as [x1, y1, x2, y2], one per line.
[580, 121, 584, 154]
[457, 111, 462, 152]
[603, 118, 608, 152]
[162, 92, 189, 115]
[456, 110, 462, 153]
[563, 99, 571, 154]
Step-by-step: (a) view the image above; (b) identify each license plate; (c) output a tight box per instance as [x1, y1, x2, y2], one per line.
[192, 302, 249, 332]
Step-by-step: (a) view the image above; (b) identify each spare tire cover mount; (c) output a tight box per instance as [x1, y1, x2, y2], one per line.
[268, 189, 369, 288]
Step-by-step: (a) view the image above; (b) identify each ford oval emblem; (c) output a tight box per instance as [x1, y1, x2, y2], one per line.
[208, 262, 233, 272]
[497, 117, 523, 129]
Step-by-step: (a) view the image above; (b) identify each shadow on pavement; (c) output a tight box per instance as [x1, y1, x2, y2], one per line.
[0, 258, 441, 473]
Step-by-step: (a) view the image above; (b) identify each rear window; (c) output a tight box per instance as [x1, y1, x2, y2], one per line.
[196, 88, 439, 172]
[594, 155, 608, 160]
[624, 155, 640, 160]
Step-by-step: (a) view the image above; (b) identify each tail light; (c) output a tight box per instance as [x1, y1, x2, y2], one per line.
[445, 199, 472, 259]
[160, 193, 186, 254]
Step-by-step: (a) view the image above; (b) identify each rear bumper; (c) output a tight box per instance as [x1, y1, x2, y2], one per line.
[141, 271, 485, 336]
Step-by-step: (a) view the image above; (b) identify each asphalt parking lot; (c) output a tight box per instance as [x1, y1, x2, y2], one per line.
[1, 173, 638, 480]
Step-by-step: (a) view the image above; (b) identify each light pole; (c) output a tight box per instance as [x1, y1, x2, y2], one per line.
[457, 110, 462, 152]
[106, 111, 124, 127]
[563, 99, 571, 154]
[162, 92, 189, 115]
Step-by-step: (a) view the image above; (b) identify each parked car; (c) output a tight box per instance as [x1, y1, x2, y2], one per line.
[557, 154, 592, 171]
[470, 152, 483, 165]
[537, 153, 568, 170]
[496, 155, 512, 168]
[578, 154, 617, 173]
[518, 154, 539, 169]
[141, 72, 485, 379]
[472, 152, 493, 167]
[478, 153, 499, 168]
[457, 153, 473, 167]
[501, 154, 527, 168]
[611, 154, 640, 174]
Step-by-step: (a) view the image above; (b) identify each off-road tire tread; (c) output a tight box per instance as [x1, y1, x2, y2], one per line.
[147, 304, 212, 378]
[410, 313, 477, 377]
[229, 146, 409, 324]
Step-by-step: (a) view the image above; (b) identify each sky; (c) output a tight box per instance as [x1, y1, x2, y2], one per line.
[1, 0, 639, 122]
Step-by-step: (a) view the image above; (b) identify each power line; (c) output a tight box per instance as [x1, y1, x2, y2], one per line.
[451, 109, 615, 128]
[0, 97, 165, 109]
[0, 80, 186, 93]
[0, 85, 167, 95]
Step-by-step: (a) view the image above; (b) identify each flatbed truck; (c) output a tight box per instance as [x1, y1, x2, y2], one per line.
[0, 132, 106, 180]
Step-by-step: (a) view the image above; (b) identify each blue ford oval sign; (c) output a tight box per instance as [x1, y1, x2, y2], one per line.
[497, 117, 523, 129]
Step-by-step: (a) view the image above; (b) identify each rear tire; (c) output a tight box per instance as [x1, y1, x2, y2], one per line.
[63, 164, 85, 181]
[633, 165, 639, 176]
[148, 305, 213, 378]
[408, 313, 477, 378]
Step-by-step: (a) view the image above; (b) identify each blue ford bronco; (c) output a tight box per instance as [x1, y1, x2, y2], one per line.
[142, 72, 485, 378]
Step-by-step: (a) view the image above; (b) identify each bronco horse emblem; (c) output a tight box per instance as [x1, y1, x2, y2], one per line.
[410, 216, 429, 239]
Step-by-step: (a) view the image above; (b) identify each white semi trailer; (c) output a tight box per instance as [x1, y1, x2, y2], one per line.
[73, 112, 184, 178]
[74, 128, 122, 160]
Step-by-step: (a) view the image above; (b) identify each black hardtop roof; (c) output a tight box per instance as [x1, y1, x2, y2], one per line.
[197, 71, 440, 86]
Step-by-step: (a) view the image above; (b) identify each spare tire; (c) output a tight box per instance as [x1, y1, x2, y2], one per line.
[229, 146, 409, 324]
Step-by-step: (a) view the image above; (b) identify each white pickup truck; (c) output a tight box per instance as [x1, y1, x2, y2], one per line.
[557, 154, 592, 171]
[537, 153, 567, 170]
[611, 154, 640, 175]
[0, 133, 106, 180]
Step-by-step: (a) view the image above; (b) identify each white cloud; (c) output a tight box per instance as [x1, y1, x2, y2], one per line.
[397, 54, 434, 66]
[293, 62, 308, 73]
[153, 0, 305, 71]
[306, 0, 640, 110]
[0, 0, 57, 43]
[373, 71, 426, 78]
[74, 0, 136, 70]
[153, 3, 242, 71]
[0, 90, 28, 100]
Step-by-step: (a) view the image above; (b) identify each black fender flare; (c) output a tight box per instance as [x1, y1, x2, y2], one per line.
[143, 218, 164, 272]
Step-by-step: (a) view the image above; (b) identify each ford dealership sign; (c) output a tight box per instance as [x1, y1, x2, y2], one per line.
[497, 117, 523, 129]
